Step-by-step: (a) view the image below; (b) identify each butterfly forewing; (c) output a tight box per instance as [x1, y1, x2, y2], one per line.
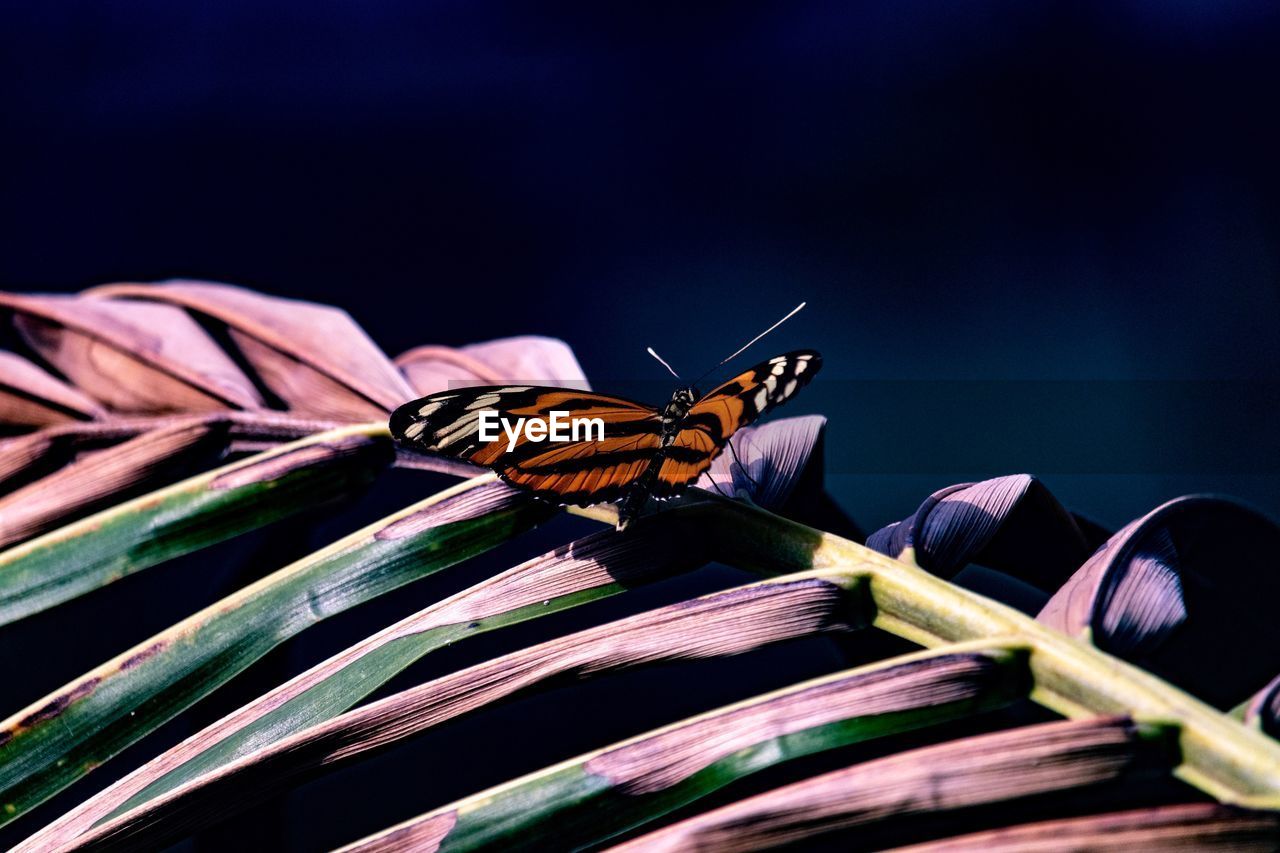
[390, 386, 663, 505]
[654, 350, 822, 496]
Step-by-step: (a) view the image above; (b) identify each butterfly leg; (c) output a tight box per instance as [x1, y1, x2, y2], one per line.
[616, 485, 649, 531]
[616, 455, 665, 531]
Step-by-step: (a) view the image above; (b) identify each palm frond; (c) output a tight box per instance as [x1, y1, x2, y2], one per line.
[2, 281, 1278, 851]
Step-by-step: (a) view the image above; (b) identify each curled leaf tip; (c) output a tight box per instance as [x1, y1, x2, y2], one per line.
[89, 280, 415, 419]
[1094, 525, 1187, 658]
[867, 474, 1090, 587]
[396, 335, 590, 395]
[699, 415, 826, 511]
[1040, 495, 1280, 693]
[2, 291, 264, 414]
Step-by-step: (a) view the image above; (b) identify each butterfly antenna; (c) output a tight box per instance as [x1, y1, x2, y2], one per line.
[691, 301, 806, 387]
[646, 346, 682, 380]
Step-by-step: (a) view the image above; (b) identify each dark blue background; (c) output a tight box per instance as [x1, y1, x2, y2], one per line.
[7, 1, 1280, 529]
[4, 2, 1280, 849]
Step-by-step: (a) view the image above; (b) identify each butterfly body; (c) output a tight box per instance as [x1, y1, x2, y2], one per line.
[390, 351, 821, 530]
[657, 387, 698, 446]
[614, 385, 699, 525]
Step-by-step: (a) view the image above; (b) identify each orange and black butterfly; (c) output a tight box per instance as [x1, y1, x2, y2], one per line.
[390, 305, 820, 530]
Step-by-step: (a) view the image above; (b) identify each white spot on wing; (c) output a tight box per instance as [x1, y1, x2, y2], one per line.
[794, 359, 808, 374]
[783, 378, 797, 397]
[770, 361, 787, 376]
[434, 410, 480, 448]
[753, 387, 769, 410]
[416, 401, 445, 418]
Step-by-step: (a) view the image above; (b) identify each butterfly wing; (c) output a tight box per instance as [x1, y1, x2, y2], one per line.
[654, 350, 822, 496]
[392, 351, 822, 511]
[390, 385, 663, 506]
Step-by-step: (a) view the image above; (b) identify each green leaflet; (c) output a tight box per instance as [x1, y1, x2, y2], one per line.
[0, 470, 553, 825]
[97, 522, 701, 828]
[341, 644, 1029, 852]
[0, 423, 395, 626]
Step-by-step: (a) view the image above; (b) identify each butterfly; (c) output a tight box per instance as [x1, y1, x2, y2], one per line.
[390, 305, 820, 530]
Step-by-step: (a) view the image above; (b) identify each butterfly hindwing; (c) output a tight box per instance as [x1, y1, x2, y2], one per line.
[390, 386, 663, 506]
[654, 350, 822, 496]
